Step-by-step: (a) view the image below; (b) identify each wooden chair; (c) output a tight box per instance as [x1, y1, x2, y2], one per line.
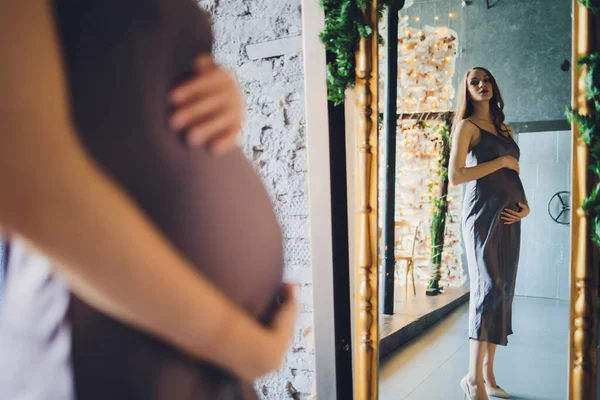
[394, 221, 419, 296]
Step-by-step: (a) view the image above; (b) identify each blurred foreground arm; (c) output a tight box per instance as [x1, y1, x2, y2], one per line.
[0, 1, 295, 381]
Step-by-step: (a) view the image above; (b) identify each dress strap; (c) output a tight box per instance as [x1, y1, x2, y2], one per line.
[465, 119, 482, 130]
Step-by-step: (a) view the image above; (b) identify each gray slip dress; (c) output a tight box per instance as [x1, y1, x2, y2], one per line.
[462, 120, 525, 346]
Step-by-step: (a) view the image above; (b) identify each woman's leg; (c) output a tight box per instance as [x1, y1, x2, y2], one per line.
[483, 343, 498, 387]
[466, 339, 489, 399]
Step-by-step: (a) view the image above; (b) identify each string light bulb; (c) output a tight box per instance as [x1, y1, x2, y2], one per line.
[449, 12, 455, 18]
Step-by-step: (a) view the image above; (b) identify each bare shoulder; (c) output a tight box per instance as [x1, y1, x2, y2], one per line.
[453, 119, 479, 140]
[456, 119, 479, 132]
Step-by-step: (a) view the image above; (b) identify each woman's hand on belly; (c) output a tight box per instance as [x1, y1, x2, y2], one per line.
[169, 55, 243, 156]
[498, 155, 520, 174]
[215, 283, 299, 382]
[500, 202, 530, 225]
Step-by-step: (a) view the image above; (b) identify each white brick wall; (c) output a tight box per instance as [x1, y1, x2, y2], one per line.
[196, 1, 315, 398]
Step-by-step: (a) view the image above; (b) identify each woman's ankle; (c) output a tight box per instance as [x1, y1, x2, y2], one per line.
[466, 373, 482, 386]
[483, 370, 497, 386]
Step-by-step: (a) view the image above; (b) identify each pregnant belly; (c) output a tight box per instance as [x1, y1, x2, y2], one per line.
[69, 141, 284, 399]
[87, 139, 285, 315]
[143, 149, 284, 315]
[479, 169, 526, 210]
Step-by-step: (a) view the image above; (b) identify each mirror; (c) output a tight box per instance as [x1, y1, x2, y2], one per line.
[375, 1, 574, 398]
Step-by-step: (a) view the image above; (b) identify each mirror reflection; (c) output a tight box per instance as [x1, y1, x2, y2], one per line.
[376, 1, 572, 399]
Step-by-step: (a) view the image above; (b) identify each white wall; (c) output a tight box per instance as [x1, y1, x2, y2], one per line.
[197, 0, 315, 398]
[515, 130, 571, 300]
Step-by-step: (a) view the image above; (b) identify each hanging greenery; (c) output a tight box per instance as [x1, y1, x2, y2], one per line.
[566, 52, 600, 246]
[568, 0, 600, 247]
[319, 0, 393, 105]
[574, 0, 600, 334]
[426, 118, 452, 295]
[578, 0, 600, 13]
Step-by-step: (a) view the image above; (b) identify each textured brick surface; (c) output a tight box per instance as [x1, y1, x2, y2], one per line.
[196, 1, 315, 398]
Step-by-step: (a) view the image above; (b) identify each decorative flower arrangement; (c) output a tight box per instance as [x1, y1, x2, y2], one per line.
[395, 23, 458, 113]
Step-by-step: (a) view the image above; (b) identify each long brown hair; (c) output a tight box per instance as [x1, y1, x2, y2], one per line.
[453, 67, 509, 137]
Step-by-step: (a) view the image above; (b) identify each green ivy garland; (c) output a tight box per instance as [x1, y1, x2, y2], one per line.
[567, 0, 600, 248]
[566, 53, 600, 246]
[319, 0, 392, 105]
[572, 0, 600, 334]
[427, 120, 451, 294]
[578, 0, 600, 13]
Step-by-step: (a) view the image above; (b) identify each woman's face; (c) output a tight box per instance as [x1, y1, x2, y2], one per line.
[466, 69, 493, 103]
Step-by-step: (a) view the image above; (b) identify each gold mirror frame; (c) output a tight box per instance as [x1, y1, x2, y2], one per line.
[352, 1, 598, 399]
[570, 2, 598, 399]
[354, 0, 380, 398]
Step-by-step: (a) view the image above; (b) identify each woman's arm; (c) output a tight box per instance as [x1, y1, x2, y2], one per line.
[0, 1, 294, 381]
[449, 120, 519, 186]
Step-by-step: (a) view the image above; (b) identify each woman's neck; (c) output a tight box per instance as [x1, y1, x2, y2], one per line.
[470, 101, 492, 123]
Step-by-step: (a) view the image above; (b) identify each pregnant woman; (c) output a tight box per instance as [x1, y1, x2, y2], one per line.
[449, 67, 530, 400]
[0, 1, 293, 399]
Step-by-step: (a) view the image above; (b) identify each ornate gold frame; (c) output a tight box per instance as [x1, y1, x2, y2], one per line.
[352, 1, 598, 399]
[569, 2, 598, 399]
[354, 0, 380, 399]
